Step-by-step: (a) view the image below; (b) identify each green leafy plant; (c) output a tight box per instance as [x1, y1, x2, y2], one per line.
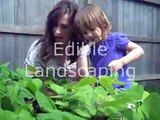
[0, 63, 160, 120]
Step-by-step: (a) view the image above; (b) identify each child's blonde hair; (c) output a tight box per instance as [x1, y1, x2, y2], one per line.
[74, 4, 112, 40]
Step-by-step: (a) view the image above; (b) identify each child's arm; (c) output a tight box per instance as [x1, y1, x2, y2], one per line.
[77, 56, 89, 77]
[76, 43, 94, 79]
[107, 41, 144, 72]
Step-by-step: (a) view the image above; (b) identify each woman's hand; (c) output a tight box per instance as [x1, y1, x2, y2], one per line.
[107, 59, 124, 72]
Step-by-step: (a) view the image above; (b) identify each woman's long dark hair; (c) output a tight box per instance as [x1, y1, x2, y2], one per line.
[38, 0, 81, 64]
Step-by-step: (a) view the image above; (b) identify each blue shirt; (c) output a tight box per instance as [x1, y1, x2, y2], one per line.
[89, 32, 131, 89]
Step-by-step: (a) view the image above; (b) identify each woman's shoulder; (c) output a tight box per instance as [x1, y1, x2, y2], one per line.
[27, 39, 44, 54]
[30, 39, 42, 49]
[24, 39, 44, 67]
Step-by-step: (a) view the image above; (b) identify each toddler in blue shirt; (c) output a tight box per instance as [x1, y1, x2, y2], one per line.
[75, 4, 144, 89]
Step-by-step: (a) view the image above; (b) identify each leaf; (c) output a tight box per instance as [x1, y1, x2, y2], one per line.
[94, 86, 108, 102]
[55, 101, 68, 107]
[0, 109, 17, 120]
[7, 84, 20, 104]
[37, 110, 86, 120]
[142, 91, 150, 101]
[31, 78, 43, 90]
[0, 62, 10, 68]
[63, 82, 76, 90]
[26, 65, 36, 72]
[114, 85, 144, 101]
[17, 109, 34, 120]
[74, 108, 91, 118]
[0, 66, 10, 79]
[74, 77, 97, 87]
[16, 68, 31, 81]
[97, 106, 122, 118]
[0, 81, 6, 94]
[35, 91, 56, 112]
[99, 76, 115, 95]
[121, 109, 144, 120]
[110, 72, 118, 81]
[16, 68, 26, 77]
[99, 85, 144, 116]
[17, 87, 35, 105]
[1, 96, 15, 111]
[141, 93, 160, 120]
[70, 85, 96, 117]
[62, 111, 86, 120]
[45, 81, 67, 94]
[26, 78, 42, 93]
[70, 85, 94, 104]
[37, 111, 63, 120]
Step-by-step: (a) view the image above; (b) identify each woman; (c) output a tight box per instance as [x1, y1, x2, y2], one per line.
[25, 0, 88, 80]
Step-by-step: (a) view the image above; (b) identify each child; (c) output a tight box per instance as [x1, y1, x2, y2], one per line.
[74, 4, 144, 89]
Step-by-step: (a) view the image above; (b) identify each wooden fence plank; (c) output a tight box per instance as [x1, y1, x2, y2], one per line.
[134, 1, 139, 36]
[2, 0, 14, 25]
[139, 3, 144, 36]
[128, 0, 134, 35]
[0, 24, 44, 35]
[14, 0, 26, 25]
[26, 0, 42, 26]
[118, 0, 123, 32]
[141, 0, 160, 5]
[143, 43, 152, 74]
[0, 0, 2, 24]
[76, 0, 87, 7]
[106, 0, 113, 27]
[112, 0, 118, 32]
[157, 8, 160, 37]
[0, 0, 3, 62]
[2, 0, 15, 69]
[143, 4, 148, 36]
[0, 33, 3, 63]
[123, 0, 129, 34]
[2, 34, 15, 69]
[128, 36, 160, 43]
[43, 0, 55, 24]
[152, 6, 157, 37]
[14, 35, 26, 68]
[14, 0, 26, 68]
[153, 44, 160, 73]
[147, 5, 153, 37]
[1, 24, 160, 44]
[135, 74, 160, 81]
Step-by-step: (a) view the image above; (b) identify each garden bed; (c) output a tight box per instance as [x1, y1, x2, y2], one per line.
[1, 64, 160, 120]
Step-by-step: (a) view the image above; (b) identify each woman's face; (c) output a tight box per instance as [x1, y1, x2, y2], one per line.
[53, 14, 72, 46]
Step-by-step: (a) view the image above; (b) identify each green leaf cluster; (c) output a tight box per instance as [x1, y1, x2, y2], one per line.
[0, 64, 160, 120]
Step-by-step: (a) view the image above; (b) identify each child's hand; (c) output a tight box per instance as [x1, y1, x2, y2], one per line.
[107, 59, 124, 72]
[79, 42, 94, 57]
